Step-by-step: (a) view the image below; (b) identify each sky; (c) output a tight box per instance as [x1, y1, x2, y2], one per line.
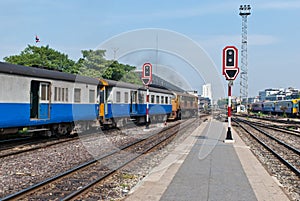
[1, 0, 300, 98]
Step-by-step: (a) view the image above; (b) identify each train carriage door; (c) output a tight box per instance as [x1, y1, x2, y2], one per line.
[30, 81, 50, 119]
[99, 88, 104, 118]
[130, 90, 138, 114]
[99, 87, 107, 119]
[30, 81, 39, 119]
[138, 91, 144, 113]
[39, 82, 50, 119]
[298, 100, 300, 115]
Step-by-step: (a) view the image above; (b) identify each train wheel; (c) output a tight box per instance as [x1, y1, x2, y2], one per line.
[54, 124, 72, 136]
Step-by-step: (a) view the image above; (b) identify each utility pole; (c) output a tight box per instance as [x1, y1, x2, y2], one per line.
[239, 5, 251, 105]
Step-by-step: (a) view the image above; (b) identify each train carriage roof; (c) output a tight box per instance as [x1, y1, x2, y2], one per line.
[101, 79, 174, 95]
[173, 91, 198, 98]
[0, 62, 100, 85]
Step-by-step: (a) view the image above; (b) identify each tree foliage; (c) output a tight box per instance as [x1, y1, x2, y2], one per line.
[78, 49, 142, 84]
[4, 45, 76, 72]
[3, 46, 142, 84]
[77, 49, 109, 78]
[102, 61, 140, 83]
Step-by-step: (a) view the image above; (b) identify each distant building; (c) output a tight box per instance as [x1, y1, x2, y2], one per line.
[259, 88, 280, 101]
[259, 87, 300, 101]
[202, 83, 212, 100]
[285, 87, 300, 99]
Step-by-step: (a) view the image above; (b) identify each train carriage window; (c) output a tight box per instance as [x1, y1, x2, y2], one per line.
[89, 89, 95, 103]
[138, 92, 144, 103]
[107, 88, 113, 103]
[124, 92, 129, 103]
[161, 96, 164, 104]
[62, 88, 65, 102]
[65, 88, 69, 102]
[41, 83, 49, 101]
[165, 97, 168, 105]
[130, 91, 137, 104]
[74, 88, 81, 103]
[54, 87, 69, 102]
[58, 88, 61, 101]
[151, 95, 155, 103]
[54, 87, 58, 101]
[116, 91, 121, 103]
[156, 96, 160, 104]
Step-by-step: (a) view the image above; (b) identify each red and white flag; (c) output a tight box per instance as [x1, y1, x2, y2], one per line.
[35, 35, 40, 43]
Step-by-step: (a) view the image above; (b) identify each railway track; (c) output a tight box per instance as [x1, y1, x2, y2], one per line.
[0, 136, 40, 151]
[0, 125, 144, 159]
[233, 117, 300, 200]
[1, 118, 198, 200]
[236, 116, 300, 148]
[234, 118, 300, 176]
[0, 136, 77, 158]
[235, 113, 300, 128]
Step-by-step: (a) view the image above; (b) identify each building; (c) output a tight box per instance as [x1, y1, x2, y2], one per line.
[202, 83, 212, 100]
[259, 87, 300, 101]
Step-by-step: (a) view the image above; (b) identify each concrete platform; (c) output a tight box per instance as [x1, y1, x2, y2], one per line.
[125, 118, 290, 201]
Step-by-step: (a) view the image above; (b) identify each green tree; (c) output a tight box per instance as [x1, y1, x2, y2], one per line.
[4, 45, 76, 72]
[4, 46, 142, 84]
[78, 49, 141, 84]
[77, 49, 108, 78]
[102, 61, 140, 83]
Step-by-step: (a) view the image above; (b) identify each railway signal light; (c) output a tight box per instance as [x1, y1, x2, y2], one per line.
[142, 63, 152, 86]
[222, 46, 239, 80]
[144, 65, 151, 77]
[226, 49, 235, 67]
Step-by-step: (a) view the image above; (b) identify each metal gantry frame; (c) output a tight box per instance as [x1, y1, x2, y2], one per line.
[239, 5, 251, 104]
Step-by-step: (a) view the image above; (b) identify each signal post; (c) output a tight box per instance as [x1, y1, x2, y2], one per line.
[142, 63, 152, 129]
[222, 46, 239, 143]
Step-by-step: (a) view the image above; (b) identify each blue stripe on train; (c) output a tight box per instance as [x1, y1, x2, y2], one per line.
[0, 103, 98, 128]
[105, 103, 172, 119]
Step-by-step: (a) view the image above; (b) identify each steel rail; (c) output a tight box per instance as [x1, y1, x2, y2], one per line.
[235, 118, 300, 155]
[233, 118, 300, 177]
[61, 119, 195, 200]
[235, 116, 300, 137]
[1, 121, 184, 201]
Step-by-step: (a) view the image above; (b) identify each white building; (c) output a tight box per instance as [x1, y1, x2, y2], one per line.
[202, 83, 212, 101]
[259, 87, 300, 101]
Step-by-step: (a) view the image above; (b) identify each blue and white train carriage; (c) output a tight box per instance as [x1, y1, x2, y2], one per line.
[99, 79, 174, 127]
[0, 62, 100, 136]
